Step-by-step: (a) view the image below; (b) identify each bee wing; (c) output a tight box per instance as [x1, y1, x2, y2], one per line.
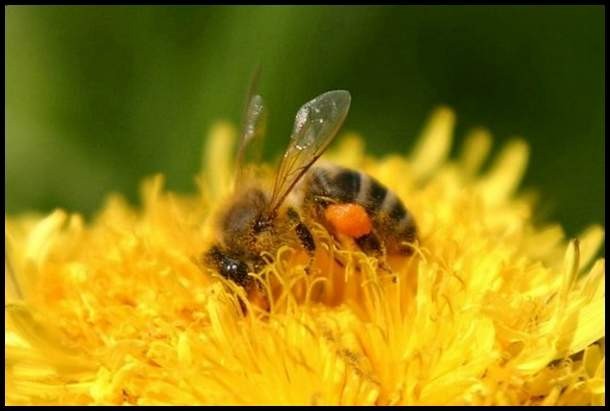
[235, 94, 267, 179]
[268, 90, 351, 213]
[235, 67, 267, 182]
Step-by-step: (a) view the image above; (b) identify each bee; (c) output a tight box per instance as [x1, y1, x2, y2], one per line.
[205, 89, 417, 289]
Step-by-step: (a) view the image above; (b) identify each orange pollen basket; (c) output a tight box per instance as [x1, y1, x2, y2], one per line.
[324, 203, 373, 238]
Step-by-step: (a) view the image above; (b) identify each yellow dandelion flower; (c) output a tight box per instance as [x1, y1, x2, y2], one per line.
[5, 106, 604, 406]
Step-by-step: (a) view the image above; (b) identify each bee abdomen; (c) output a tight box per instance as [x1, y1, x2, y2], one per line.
[308, 165, 417, 255]
[309, 166, 362, 204]
[310, 166, 414, 233]
[361, 175, 415, 237]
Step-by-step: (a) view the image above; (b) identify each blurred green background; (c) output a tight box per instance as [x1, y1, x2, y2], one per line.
[6, 6, 604, 239]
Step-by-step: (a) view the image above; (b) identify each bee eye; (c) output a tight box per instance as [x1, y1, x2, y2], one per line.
[221, 258, 249, 284]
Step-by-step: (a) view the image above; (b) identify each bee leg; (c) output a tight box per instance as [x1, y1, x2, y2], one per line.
[287, 208, 316, 254]
[287, 208, 316, 274]
[355, 231, 382, 255]
[355, 231, 392, 273]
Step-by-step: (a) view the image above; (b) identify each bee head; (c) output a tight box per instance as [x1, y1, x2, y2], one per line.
[206, 246, 250, 285]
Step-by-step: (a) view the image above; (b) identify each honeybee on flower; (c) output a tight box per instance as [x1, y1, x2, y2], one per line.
[4, 86, 604, 405]
[205, 89, 417, 298]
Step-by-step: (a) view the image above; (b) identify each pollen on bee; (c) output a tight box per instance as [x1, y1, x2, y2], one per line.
[324, 203, 372, 238]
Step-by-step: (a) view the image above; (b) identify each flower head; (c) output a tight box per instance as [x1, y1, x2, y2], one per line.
[5, 107, 605, 405]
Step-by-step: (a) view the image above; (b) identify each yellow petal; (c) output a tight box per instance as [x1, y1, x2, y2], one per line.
[567, 295, 605, 355]
[477, 139, 529, 205]
[577, 225, 605, 272]
[409, 106, 455, 181]
[459, 127, 492, 176]
[24, 209, 67, 268]
[583, 343, 603, 378]
[199, 121, 236, 201]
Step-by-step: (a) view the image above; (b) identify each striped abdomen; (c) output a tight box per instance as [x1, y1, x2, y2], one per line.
[305, 165, 417, 254]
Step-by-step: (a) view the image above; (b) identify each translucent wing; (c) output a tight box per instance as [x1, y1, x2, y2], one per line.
[235, 67, 267, 182]
[235, 94, 267, 179]
[267, 90, 351, 213]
